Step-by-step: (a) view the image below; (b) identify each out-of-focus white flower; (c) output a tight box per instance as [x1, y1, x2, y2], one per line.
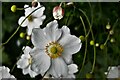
[17, 46, 38, 78]
[30, 20, 82, 78]
[53, 5, 64, 20]
[0, 66, 16, 79]
[106, 66, 120, 78]
[18, 2, 46, 35]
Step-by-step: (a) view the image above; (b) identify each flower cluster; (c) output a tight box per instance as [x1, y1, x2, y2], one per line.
[2, 1, 120, 79]
[1, 1, 82, 79]
[16, 1, 82, 79]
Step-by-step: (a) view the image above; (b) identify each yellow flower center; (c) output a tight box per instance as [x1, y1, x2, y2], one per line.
[28, 15, 33, 22]
[28, 57, 32, 64]
[45, 42, 63, 59]
[50, 46, 57, 54]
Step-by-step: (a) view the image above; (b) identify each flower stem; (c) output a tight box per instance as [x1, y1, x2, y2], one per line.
[0, 6, 43, 48]
[104, 19, 118, 46]
[79, 16, 88, 73]
[86, 2, 93, 37]
[77, 8, 96, 73]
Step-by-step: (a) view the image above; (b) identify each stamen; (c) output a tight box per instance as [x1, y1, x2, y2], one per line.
[28, 57, 32, 64]
[45, 42, 63, 59]
[28, 15, 33, 22]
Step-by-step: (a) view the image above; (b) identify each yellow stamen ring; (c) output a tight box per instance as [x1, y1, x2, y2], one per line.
[45, 42, 63, 59]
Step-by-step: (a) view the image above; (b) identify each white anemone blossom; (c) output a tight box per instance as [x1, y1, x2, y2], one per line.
[30, 20, 82, 78]
[17, 46, 38, 78]
[18, 2, 46, 35]
[0, 66, 16, 79]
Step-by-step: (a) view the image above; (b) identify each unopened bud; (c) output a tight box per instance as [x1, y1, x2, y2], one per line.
[11, 5, 17, 12]
[90, 40, 94, 46]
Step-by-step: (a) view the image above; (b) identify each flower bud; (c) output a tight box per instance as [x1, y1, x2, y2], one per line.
[26, 35, 31, 40]
[20, 32, 25, 38]
[79, 35, 85, 42]
[110, 38, 115, 43]
[53, 6, 64, 20]
[109, 30, 114, 35]
[86, 73, 93, 79]
[32, 0, 38, 7]
[100, 44, 105, 50]
[106, 24, 111, 30]
[95, 43, 99, 47]
[90, 40, 94, 46]
[11, 5, 17, 12]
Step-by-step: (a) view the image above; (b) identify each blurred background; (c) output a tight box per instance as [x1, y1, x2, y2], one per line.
[1, 2, 120, 79]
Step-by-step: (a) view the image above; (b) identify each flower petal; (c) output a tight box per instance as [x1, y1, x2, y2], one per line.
[33, 7, 45, 17]
[68, 64, 78, 74]
[34, 15, 46, 27]
[22, 46, 31, 58]
[22, 66, 30, 75]
[31, 48, 50, 75]
[25, 7, 33, 16]
[17, 58, 29, 69]
[48, 57, 68, 78]
[29, 70, 38, 78]
[59, 34, 82, 55]
[61, 53, 72, 64]
[43, 20, 62, 41]
[27, 23, 34, 35]
[31, 28, 48, 49]
[66, 74, 75, 78]
[1, 67, 11, 78]
[61, 26, 70, 34]
[18, 16, 28, 27]
[24, 4, 29, 9]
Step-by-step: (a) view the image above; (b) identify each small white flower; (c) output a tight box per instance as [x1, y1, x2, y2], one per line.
[17, 46, 38, 78]
[30, 20, 82, 78]
[0, 66, 16, 79]
[53, 6, 64, 20]
[18, 2, 46, 35]
[66, 64, 78, 78]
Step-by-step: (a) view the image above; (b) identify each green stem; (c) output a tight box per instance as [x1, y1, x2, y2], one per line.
[104, 19, 118, 46]
[77, 8, 96, 73]
[86, 2, 93, 37]
[65, 6, 75, 26]
[79, 16, 88, 73]
[17, 8, 24, 10]
[0, 6, 43, 47]
[104, 19, 119, 76]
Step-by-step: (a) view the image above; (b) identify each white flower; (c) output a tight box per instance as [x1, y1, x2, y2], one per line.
[0, 66, 16, 79]
[18, 2, 46, 35]
[30, 20, 82, 78]
[66, 64, 78, 78]
[53, 6, 64, 20]
[17, 46, 38, 78]
[105, 66, 120, 78]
